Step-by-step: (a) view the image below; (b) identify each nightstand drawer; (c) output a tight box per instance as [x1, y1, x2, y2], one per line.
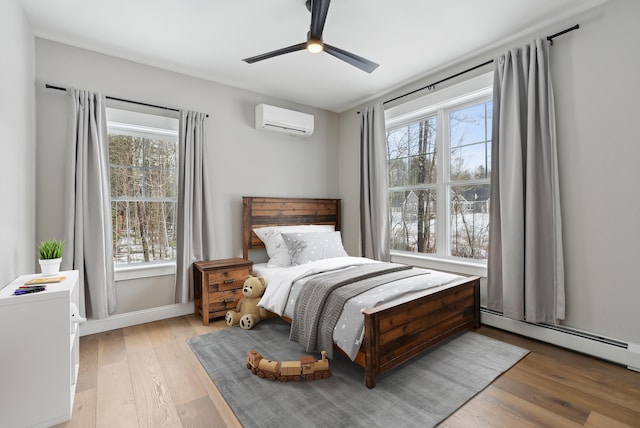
[207, 268, 248, 290]
[209, 288, 242, 303]
[207, 293, 242, 317]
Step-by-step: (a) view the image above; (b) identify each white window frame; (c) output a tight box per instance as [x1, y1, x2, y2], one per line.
[106, 108, 179, 277]
[385, 72, 493, 270]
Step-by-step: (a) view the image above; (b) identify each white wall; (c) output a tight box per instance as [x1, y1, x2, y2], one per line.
[35, 38, 339, 313]
[0, 0, 36, 286]
[338, 0, 640, 345]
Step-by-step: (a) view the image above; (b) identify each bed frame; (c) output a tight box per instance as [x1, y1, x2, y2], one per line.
[242, 196, 480, 388]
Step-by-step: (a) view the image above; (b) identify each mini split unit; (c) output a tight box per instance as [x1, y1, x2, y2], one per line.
[255, 104, 314, 136]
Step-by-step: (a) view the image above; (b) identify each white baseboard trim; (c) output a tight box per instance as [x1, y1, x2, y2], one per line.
[79, 303, 193, 336]
[481, 311, 640, 371]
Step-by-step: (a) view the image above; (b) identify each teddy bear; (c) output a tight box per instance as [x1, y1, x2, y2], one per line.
[225, 275, 268, 330]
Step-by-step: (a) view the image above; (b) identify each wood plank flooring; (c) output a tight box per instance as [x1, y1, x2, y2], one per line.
[55, 315, 640, 428]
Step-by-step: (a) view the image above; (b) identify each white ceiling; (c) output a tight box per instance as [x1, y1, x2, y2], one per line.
[20, 0, 606, 113]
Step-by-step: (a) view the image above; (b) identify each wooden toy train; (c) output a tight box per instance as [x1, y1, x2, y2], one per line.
[246, 349, 331, 382]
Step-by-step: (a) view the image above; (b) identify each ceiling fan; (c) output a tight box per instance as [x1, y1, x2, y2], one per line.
[242, 0, 379, 73]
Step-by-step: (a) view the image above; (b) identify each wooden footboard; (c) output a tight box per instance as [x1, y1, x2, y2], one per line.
[361, 276, 480, 388]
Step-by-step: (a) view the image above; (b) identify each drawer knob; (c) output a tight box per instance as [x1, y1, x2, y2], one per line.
[223, 278, 236, 284]
[224, 297, 236, 303]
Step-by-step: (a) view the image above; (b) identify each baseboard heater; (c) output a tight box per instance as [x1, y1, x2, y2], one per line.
[481, 308, 640, 372]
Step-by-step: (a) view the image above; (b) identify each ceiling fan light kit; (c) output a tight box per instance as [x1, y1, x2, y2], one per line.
[306, 38, 324, 54]
[242, 0, 379, 73]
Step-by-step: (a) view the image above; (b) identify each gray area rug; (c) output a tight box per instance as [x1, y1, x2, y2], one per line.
[187, 318, 528, 428]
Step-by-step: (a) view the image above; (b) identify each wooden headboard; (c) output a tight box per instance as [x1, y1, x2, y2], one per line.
[242, 196, 341, 260]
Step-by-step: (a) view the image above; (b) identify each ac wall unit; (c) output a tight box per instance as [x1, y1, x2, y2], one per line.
[255, 104, 314, 136]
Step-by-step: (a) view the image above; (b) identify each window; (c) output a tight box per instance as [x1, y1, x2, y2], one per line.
[107, 108, 179, 265]
[386, 73, 492, 261]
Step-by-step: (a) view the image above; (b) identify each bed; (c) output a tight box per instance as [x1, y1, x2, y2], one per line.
[242, 196, 480, 388]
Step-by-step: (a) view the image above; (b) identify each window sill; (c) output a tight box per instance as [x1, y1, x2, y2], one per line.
[390, 252, 487, 277]
[114, 262, 176, 281]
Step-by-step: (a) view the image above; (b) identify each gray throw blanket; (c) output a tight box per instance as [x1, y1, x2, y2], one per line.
[290, 263, 430, 358]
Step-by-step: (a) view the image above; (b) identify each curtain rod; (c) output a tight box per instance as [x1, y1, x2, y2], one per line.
[44, 84, 209, 117]
[380, 24, 580, 108]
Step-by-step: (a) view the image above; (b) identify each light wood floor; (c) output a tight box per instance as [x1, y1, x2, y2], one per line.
[55, 314, 640, 428]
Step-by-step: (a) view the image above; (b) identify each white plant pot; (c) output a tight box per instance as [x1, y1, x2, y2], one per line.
[39, 258, 62, 276]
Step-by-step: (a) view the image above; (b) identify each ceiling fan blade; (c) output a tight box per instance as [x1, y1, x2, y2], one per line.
[309, 0, 331, 39]
[242, 42, 307, 64]
[323, 43, 379, 73]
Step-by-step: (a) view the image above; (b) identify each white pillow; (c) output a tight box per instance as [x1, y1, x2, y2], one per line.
[281, 231, 348, 265]
[253, 225, 334, 267]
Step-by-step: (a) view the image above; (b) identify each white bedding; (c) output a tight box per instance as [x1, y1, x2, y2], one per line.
[254, 256, 465, 360]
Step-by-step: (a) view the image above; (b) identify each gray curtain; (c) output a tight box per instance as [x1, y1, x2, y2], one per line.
[62, 88, 116, 319]
[175, 110, 216, 303]
[360, 103, 390, 262]
[487, 39, 565, 323]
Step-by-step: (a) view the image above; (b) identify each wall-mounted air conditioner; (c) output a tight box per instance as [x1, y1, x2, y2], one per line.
[255, 104, 314, 136]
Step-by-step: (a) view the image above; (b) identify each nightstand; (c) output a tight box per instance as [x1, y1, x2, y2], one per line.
[193, 258, 253, 325]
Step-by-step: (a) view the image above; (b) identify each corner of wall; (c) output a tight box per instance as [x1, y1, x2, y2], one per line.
[0, 0, 37, 284]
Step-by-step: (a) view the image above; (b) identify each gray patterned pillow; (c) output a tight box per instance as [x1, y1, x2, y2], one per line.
[253, 225, 334, 267]
[281, 231, 348, 265]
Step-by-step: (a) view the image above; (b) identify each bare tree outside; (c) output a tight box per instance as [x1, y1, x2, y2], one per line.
[109, 133, 178, 264]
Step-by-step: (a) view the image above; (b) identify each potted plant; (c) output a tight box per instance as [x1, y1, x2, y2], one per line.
[38, 239, 64, 276]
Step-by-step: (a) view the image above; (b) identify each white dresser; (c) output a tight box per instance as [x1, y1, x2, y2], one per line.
[0, 270, 80, 428]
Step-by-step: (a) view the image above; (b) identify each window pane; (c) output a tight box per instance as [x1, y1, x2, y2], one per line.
[109, 135, 143, 167]
[387, 127, 409, 160]
[450, 142, 489, 180]
[408, 154, 436, 185]
[144, 137, 177, 169]
[449, 101, 492, 181]
[449, 184, 490, 259]
[407, 122, 421, 156]
[144, 167, 177, 199]
[112, 200, 177, 265]
[388, 117, 438, 188]
[388, 158, 408, 187]
[110, 166, 143, 198]
[414, 117, 437, 184]
[450, 102, 490, 147]
[408, 118, 436, 156]
[389, 190, 437, 254]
